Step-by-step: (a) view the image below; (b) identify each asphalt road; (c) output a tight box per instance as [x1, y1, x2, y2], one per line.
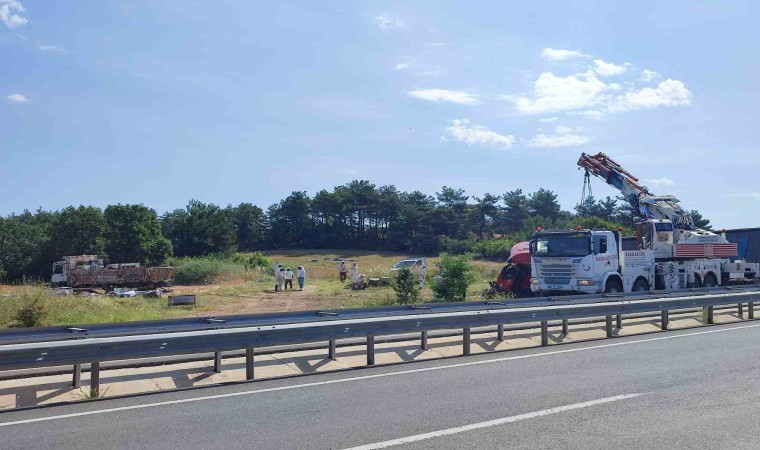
[2, 321, 760, 449]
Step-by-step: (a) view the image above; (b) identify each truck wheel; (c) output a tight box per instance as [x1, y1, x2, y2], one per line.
[702, 274, 718, 288]
[632, 279, 650, 292]
[604, 279, 623, 293]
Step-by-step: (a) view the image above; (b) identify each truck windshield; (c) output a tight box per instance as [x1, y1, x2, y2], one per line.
[532, 235, 590, 257]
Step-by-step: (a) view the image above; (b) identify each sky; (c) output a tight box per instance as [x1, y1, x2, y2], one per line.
[2, 0, 760, 228]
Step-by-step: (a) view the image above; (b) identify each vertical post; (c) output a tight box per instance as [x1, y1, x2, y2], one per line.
[540, 321, 549, 346]
[605, 315, 613, 337]
[749, 302, 755, 320]
[367, 335, 375, 366]
[72, 363, 81, 388]
[463, 327, 471, 355]
[661, 310, 669, 330]
[616, 314, 623, 329]
[245, 347, 254, 380]
[497, 324, 505, 342]
[213, 351, 222, 373]
[328, 339, 337, 360]
[561, 319, 568, 335]
[707, 306, 714, 324]
[90, 362, 100, 393]
[421, 331, 429, 350]
[738, 303, 744, 318]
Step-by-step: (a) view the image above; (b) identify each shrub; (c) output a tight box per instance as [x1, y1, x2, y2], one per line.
[173, 256, 244, 285]
[13, 288, 46, 327]
[472, 238, 515, 260]
[392, 268, 420, 304]
[431, 253, 476, 302]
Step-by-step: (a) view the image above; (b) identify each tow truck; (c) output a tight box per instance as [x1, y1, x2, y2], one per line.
[530, 152, 759, 295]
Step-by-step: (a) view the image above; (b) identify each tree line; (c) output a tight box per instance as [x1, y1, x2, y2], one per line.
[0, 180, 711, 281]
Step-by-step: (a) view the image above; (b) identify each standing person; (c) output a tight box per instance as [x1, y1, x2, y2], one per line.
[297, 266, 306, 290]
[274, 264, 283, 291]
[350, 262, 359, 283]
[283, 267, 294, 290]
[418, 263, 427, 288]
[339, 261, 348, 283]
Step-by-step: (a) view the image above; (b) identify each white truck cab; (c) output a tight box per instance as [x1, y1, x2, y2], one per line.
[530, 228, 655, 295]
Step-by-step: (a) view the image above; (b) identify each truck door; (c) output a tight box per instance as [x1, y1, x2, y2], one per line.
[592, 233, 618, 275]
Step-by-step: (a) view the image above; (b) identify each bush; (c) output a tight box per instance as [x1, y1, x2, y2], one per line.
[13, 288, 46, 327]
[472, 238, 516, 260]
[392, 267, 420, 304]
[437, 236, 477, 255]
[172, 256, 244, 285]
[232, 251, 270, 271]
[431, 253, 476, 302]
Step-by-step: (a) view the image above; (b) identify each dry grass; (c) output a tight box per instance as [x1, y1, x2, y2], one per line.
[0, 250, 504, 327]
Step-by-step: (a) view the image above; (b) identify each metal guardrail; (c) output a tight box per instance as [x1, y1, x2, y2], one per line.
[2, 287, 760, 392]
[2, 285, 758, 346]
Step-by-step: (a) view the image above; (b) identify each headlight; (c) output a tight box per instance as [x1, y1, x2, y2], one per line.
[530, 278, 540, 285]
[578, 279, 596, 286]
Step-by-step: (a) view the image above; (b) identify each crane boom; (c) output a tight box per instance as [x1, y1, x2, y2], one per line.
[577, 152, 696, 230]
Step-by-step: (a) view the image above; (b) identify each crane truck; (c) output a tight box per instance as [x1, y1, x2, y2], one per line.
[530, 152, 758, 295]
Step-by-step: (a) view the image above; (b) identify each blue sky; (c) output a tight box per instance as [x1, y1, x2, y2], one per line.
[2, 1, 759, 228]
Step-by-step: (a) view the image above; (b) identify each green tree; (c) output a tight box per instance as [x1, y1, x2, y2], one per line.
[689, 210, 712, 230]
[230, 203, 265, 251]
[431, 253, 476, 302]
[50, 206, 106, 258]
[473, 193, 500, 238]
[104, 204, 173, 266]
[0, 217, 48, 281]
[501, 189, 529, 233]
[162, 200, 237, 257]
[392, 267, 420, 304]
[528, 188, 561, 221]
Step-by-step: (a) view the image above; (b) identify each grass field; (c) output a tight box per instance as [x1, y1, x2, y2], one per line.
[0, 250, 504, 328]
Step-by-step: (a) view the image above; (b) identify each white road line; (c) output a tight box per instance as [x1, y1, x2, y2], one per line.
[344, 393, 644, 450]
[0, 322, 757, 428]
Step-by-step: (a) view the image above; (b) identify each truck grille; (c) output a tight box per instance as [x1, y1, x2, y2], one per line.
[538, 264, 574, 285]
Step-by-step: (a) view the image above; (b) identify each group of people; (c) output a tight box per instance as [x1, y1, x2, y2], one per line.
[338, 261, 361, 283]
[273, 264, 306, 291]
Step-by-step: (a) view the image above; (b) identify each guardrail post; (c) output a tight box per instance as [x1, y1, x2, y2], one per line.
[72, 364, 81, 388]
[328, 339, 337, 360]
[749, 302, 755, 320]
[738, 303, 744, 318]
[707, 306, 714, 324]
[497, 324, 505, 341]
[605, 315, 613, 337]
[661, 310, 669, 330]
[245, 347, 254, 380]
[561, 319, 568, 335]
[463, 327, 471, 355]
[540, 321, 549, 346]
[367, 335, 375, 365]
[90, 362, 100, 393]
[616, 314, 623, 329]
[213, 351, 222, 373]
[421, 331, 429, 350]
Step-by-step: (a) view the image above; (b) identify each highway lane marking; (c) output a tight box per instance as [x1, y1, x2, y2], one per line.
[344, 393, 644, 449]
[0, 322, 757, 428]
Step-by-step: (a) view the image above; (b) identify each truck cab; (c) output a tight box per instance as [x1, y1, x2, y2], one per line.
[530, 228, 655, 295]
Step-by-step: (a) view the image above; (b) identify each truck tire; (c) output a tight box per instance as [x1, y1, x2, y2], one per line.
[632, 278, 650, 292]
[702, 273, 718, 288]
[604, 278, 623, 293]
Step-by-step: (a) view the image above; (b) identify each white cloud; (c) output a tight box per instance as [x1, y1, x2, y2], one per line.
[416, 70, 441, 77]
[639, 69, 660, 82]
[409, 89, 479, 105]
[395, 63, 410, 70]
[373, 14, 406, 29]
[538, 116, 559, 123]
[593, 59, 628, 77]
[578, 110, 606, 120]
[528, 133, 590, 148]
[0, 0, 28, 28]
[429, 42, 445, 47]
[555, 125, 573, 134]
[501, 72, 612, 115]
[443, 119, 515, 149]
[6, 93, 28, 103]
[735, 192, 760, 200]
[609, 79, 692, 112]
[643, 177, 676, 188]
[541, 48, 588, 61]
[37, 44, 64, 52]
